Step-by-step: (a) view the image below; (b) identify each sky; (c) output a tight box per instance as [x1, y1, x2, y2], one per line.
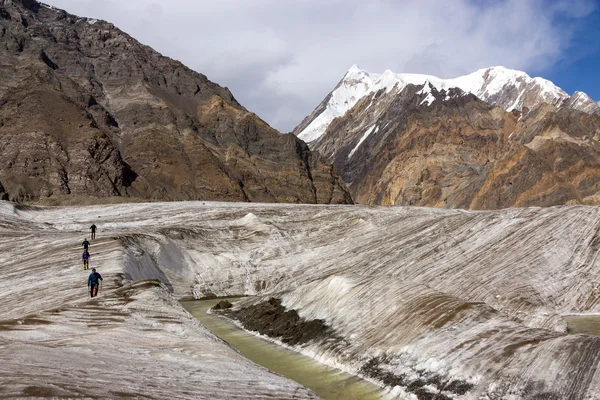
[43, 0, 600, 133]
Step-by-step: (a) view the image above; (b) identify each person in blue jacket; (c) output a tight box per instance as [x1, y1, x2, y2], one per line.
[88, 268, 103, 297]
[82, 238, 90, 251]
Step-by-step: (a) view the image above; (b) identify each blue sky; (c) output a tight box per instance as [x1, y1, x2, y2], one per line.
[546, 1, 600, 101]
[544, 3, 600, 102]
[44, 0, 600, 131]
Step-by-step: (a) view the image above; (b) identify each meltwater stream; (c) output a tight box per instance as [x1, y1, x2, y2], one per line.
[566, 315, 600, 336]
[182, 298, 388, 400]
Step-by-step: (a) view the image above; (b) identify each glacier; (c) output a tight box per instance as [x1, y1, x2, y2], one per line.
[2, 200, 600, 398]
[0, 201, 318, 399]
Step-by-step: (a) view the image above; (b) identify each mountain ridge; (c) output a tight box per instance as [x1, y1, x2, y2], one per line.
[294, 64, 600, 143]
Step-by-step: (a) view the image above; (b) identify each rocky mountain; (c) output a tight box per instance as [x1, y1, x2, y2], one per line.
[295, 65, 600, 208]
[0, 0, 351, 204]
[295, 65, 600, 144]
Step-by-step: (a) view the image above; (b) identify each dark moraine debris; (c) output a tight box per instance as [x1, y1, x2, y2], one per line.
[360, 356, 474, 400]
[221, 297, 339, 346]
[212, 299, 233, 310]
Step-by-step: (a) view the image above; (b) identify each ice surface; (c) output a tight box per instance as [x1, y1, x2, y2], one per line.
[0, 201, 318, 399]
[3, 200, 600, 398]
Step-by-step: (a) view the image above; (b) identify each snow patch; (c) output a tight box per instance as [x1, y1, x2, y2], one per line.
[417, 83, 436, 106]
[348, 125, 377, 159]
[40, 2, 59, 11]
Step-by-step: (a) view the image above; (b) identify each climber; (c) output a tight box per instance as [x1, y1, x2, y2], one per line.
[82, 249, 90, 270]
[88, 268, 103, 297]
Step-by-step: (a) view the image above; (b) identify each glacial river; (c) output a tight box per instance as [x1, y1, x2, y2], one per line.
[182, 298, 388, 400]
[566, 315, 600, 336]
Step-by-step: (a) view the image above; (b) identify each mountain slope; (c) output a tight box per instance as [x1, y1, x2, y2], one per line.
[295, 65, 600, 144]
[0, 0, 351, 204]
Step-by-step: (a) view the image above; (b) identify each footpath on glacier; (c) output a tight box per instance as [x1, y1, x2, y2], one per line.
[2, 200, 600, 399]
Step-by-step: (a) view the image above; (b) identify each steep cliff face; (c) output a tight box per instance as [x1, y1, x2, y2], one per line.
[0, 0, 351, 204]
[296, 66, 600, 209]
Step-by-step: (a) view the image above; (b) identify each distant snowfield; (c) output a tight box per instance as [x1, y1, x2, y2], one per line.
[2, 200, 600, 398]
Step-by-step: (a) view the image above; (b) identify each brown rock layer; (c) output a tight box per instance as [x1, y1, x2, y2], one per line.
[0, 0, 351, 204]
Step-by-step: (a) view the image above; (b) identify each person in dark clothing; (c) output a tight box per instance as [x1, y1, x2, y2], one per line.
[82, 238, 89, 251]
[90, 224, 97, 240]
[88, 268, 103, 297]
[82, 250, 90, 270]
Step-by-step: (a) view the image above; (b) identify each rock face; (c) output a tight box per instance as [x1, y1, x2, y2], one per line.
[295, 65, 600, 208]
[0, 0, 351, 204]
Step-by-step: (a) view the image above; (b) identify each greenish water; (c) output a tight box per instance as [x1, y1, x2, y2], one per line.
[566, 315, 600, 336]
[182, 298, 387, 400]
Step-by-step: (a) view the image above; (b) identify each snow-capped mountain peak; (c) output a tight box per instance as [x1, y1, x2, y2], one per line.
[472, 66, 568, 110]
[295, 65, 599, 143]
[344, 64, 367, 78]
[563, 91, 600, 115]
[296, 66, 400, 143]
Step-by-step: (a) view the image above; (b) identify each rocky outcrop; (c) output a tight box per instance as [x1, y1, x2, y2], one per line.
[0, 0, 351, 204]
[221, 297, 337, 346]
[563, 91, 600, 115]
[298, 68, 600, 208]
[212, 299, 233, 310]
[0, 180, 8, 201]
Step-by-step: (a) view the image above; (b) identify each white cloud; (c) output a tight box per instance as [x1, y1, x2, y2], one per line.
[43, 0, 595, 132]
